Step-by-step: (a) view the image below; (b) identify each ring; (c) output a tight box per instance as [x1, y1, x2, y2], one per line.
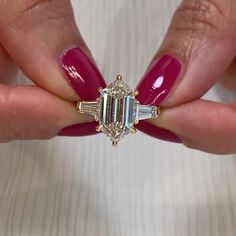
[77, 75, 161, 147]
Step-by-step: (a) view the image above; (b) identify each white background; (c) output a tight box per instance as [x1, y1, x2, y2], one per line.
[0, 0, 236, 235]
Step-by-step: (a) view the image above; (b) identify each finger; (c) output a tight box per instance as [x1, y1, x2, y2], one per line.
[150, 100, 236, 154]
[136, 0, 236, 143]
[0, 0, 106, 101]
[0, 84, 93, 142]
[136, 0, 236, 108]
[0, 45, 18, 84]
[220, 58, 236, 92]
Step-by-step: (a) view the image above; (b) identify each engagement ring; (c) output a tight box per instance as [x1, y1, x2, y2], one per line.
[77, 75, 161, 146]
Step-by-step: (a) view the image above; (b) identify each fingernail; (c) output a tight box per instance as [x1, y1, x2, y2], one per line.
[58, 46, 106, 136]
[137, 121, 182, 143]
[58, 121, 99, 137]
[136, 55, 182, 143]
[60, 46, 106, 101]
[136, 55, 182, 106]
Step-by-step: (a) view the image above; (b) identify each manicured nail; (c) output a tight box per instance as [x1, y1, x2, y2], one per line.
[136, 55, 182, 143]
[58, 121, 99, 137]
[137, 121, 182, 143]
[60, 46, 106, 101]
[136, 55, 182, 106]
[58, 46, 106, 137]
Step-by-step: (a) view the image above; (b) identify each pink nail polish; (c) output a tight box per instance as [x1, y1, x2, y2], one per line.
[58, 122, 99, 137]
[58, 46, 106, 137]
[137, 121, 182, 143]
[60, 46, 106, 101]
[136, 55, 181, 106]
[136, 55, 182, 143]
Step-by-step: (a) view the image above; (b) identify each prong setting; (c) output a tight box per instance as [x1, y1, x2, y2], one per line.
[131, 127, 137, 134]
[96, 125, 102, 132]
[112, 141, 118, 147]
[116, 75, 123, 80]
[98, 87, 103, 93]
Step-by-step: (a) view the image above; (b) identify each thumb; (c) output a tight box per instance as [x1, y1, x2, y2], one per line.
[151, 100, 236, 154]
[0, 85, 92, 143]
[136, 0, 236, 142]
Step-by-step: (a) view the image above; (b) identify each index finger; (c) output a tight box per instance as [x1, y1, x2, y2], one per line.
[0, 0, 106, 101]
[136, 0, 236, 108]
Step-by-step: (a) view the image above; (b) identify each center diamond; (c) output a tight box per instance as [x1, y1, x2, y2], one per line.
[97, 76, 137, 146]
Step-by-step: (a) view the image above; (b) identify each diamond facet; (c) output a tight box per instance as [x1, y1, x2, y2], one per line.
[97, 76, 137, 144]
[136, 105, 159, 121]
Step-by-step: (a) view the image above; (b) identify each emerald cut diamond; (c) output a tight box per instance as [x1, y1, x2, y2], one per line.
[77, 75, 160, 146]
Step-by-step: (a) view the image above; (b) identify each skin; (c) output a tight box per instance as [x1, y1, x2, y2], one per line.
[150, 0, 236, 154]
[0, 0, 92, 142]
[0, 0, 236, 154]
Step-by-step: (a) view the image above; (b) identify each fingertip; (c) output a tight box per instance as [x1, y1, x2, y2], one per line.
[58, 121, 99, 137]
[0, 85, 95, 142]
[137, 0, 236, 108]
[0, 0, 106, 102]
[136, 55, 182, 107]
[137, 121, 182, 143]
[59, 46, 106, 101]
[151, 100, 236, 154]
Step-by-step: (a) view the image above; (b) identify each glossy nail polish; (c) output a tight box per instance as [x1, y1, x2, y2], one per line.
[136, 55, 181, 106]
[137, 121, 182, 143]
[58, 46, 106, 137]
[60, 46, 106, 101]
[58, 121, 99, 137]
[136, 55, 182, 143]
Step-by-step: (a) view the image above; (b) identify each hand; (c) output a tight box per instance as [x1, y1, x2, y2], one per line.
[0, 0, 105, 142]
[136, 0, 236, 154]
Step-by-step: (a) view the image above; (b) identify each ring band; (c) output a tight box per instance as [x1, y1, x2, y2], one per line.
[77, 75, 161, 147]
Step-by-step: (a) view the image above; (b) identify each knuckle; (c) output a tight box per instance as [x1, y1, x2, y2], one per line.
[165, 0, 231, 64]
[22, 0, 73, 17]
[172, 0, 227, 35]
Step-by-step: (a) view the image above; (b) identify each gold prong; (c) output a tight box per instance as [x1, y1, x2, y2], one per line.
[98, 87, 103, 93]
[95, 116, 99, 122]
[134, 90, 139, 96]
[117, 75, 122, 80]
[77, 102, 81, 112]
[131, 128, 137, 134]
[96, 125, 102, 132]
[154, 107, 161, 118]
[112, 141, 118, 147]
[134, 120, 139, 125]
